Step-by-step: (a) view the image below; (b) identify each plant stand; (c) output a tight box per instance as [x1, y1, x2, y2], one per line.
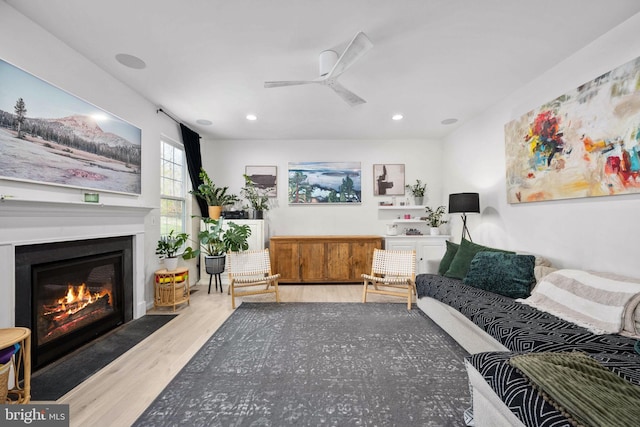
[208, 273, 223, 294]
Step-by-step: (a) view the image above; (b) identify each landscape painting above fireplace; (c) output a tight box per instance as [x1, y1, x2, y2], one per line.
[0, 58, 142, 194]
[505, 55, 640, 203]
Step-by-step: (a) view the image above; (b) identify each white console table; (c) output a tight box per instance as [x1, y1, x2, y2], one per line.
[384, 235, 449, 274]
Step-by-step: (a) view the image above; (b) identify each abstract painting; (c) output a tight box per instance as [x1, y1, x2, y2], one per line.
[373, 164, 405, 196]
[0, 58, 142, 194]
[505, 55, 640, 203]
[288, 162, 361, 204]
[245, 165, 277, 197]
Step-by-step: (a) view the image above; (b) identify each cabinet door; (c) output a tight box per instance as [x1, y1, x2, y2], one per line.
[299, 241, 326, 282]
[326, 242, 351, 281]
[385, 239, 415, 252]
[351, 240, 379, 278]
[272, 241, 301, 282]
[416, 241, 447, 274]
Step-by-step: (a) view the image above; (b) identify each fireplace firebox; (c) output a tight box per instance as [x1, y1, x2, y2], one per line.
[15, 236, 133, 370]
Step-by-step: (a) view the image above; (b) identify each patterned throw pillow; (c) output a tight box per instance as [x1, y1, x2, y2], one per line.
[438, 240, 459, 275]
[444, 238, 514, 280]
[463, 252, 536, 298]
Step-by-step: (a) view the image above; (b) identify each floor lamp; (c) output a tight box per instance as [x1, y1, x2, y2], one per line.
[448, 193, 480, 242]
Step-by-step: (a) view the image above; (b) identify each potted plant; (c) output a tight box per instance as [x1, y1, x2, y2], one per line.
[190, 168, 239, 219]
[241, 174, 270, 219]
[155, 230, 196, 271]
[190, 217, 252, 275]
[405, 179, 427, 205]
[423, 205, 448, 235]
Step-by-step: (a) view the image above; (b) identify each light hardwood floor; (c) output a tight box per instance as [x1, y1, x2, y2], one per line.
[47, 283, 404, 427]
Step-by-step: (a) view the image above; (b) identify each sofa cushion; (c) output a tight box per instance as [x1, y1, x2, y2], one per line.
[444, 238, 514, 280]
[437, 240, 459, 275]
[463, 252, 535, 298]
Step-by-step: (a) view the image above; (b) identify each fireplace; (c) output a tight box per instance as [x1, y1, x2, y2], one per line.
[15, 236, 134, 370]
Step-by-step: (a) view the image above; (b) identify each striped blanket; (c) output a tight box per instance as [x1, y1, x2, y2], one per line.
[518, 269, 640, 335]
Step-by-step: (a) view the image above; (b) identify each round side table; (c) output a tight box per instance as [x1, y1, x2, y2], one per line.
[0, 327, 31, 403]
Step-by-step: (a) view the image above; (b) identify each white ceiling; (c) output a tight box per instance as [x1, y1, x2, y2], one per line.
[6, 0, 640, 140]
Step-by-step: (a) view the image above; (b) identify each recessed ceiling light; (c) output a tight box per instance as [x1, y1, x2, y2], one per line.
[441, 118, 458, 125]
[115, 53, 146, 69]
[196, 119, 212, 126]
[246, 114, 257, 121]
[392, 114, 403, 121]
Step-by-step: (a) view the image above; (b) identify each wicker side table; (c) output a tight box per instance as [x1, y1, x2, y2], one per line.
[0, 327, 31, 404]
[154, 267, 190, 311]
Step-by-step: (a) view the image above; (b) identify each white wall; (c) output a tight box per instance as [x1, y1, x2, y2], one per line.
[0, 2, 190, 319]
[442, 13, 640, 278]
[202, 139, 444, 239]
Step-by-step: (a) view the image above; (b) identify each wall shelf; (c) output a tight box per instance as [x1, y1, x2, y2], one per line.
[378, 205, 425, 210]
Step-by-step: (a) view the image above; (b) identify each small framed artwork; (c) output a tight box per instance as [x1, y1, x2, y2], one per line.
[373, 164, 405, 196]
[245, 165, 277, 197]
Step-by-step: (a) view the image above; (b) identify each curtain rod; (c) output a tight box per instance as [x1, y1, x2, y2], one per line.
[157, 108, 180, 125]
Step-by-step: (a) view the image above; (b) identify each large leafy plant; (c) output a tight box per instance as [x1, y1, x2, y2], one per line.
[190, 168, 239, 207]
[187, 217, 252, 256]
[241, 174, 270, 211]
[155, 230, 195, 259]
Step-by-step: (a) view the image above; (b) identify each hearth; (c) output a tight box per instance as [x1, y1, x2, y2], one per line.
[15, 236, 134, 370]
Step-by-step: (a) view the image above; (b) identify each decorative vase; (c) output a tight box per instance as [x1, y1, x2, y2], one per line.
[208, 205, 222, 219]
[414, 196, 424, 206]
[430, 227, 440, 235]
[164, 257, 179, 271]
[204, 254, 226, 274]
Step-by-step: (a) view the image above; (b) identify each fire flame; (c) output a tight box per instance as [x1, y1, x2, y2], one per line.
[45, 283, 112, 320]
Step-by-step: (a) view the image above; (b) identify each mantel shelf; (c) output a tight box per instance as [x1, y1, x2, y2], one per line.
[0, 197, 156, 217]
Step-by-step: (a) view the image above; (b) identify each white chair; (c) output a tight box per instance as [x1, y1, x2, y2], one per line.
[362, 249, 416, 310]
[227, 249, 280, 309]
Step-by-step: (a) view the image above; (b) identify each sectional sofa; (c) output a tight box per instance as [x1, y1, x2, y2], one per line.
[415, 239, 640, 427]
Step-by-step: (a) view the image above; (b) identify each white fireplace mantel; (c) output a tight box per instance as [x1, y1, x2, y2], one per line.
[1, 198, 154, 328]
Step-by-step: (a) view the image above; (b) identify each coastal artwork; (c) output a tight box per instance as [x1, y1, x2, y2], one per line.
[288, 161, 361, 204]
[0, 58, 142, 194]
[505, 55, 640, 203]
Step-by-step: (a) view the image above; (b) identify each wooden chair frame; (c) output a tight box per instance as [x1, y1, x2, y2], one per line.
[227, 249, 280, 309]
[362, 249, 416, 310]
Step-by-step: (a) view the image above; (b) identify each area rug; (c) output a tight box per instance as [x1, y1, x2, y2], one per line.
[134, 303, 470, 426]
[31, 314, 176, 401]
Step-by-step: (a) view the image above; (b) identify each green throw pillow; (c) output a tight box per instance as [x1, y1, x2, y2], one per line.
[463, 252, 536, 298]
[444, 238, 514, 279]
[438, 240, 459, 275]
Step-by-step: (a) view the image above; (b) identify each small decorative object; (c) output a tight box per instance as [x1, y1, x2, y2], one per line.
[190, 168, 239, 219]
[155, 230, 195, 271]
[373, 164, 405, 196]
[83, 193, 99, 203]
[424, 205, 448, 235]
[241, 174, 270, 219]
[405, 179, 426, 205]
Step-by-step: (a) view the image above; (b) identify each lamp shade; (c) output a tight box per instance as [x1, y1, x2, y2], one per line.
[448, 193, 480, 214]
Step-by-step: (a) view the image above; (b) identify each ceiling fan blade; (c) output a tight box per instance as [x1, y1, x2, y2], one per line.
[326, 31, 373, 79]
[326, 80, 366, 106]
[264, 80, 316, 88]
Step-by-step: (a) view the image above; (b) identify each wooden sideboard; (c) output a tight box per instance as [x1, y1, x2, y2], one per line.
[270, 235, 383, 283]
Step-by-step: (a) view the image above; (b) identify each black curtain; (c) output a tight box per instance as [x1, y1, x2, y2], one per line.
[180, 123, 208, 218]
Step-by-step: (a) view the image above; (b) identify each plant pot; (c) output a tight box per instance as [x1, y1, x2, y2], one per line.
[414, 196, 424, 206]
[430, 227, 440, 235]
[252, 210, 264, 219]
[204, 254, 226, 275]
[208, 206, 222, 219]
[164, 257, 179, 271]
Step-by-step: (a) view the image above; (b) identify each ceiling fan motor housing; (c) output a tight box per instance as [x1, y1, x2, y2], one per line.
[319, 50, 338, 77]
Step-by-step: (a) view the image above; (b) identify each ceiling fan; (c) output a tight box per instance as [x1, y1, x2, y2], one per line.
[264, 31, 373, 106]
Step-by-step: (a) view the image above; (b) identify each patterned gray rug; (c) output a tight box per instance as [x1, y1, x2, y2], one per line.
[134, 303, 470, 426]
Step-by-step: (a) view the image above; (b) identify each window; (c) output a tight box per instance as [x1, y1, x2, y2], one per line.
[160, 139, 187, 235]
